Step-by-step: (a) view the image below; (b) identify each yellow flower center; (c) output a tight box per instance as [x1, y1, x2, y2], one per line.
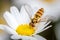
[16, 24, 35, 36]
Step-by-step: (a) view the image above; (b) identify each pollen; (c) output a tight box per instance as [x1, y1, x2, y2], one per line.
[16, 24, 35, 36]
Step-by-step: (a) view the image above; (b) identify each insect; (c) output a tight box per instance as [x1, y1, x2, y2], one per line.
[29, 8, 44, 27]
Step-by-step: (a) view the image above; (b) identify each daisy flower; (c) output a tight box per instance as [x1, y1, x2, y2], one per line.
[0, 5, 52, 40]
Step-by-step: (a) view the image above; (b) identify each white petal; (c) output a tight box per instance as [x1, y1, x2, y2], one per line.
[33, 35, 46, 40]
[11, 35, 21, 39]
[10, 6, 22, 24]
[24, 4, 34, 18]
[11, 35, 37, 40]
[19, 6, 30, 24]
[34, 25, 52, 35]
[3, 11, 19, 30]
[0, 24, 17, 35]
[41, 25, 52, 32]
[35, 21, 51, 34]
[10, 6, 30, 24]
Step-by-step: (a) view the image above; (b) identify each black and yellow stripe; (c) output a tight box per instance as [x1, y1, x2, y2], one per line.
[29, 8, 44, 27]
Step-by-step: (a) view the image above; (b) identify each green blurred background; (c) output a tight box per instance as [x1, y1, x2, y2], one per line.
[0, 0, 10, 24]
[0, 0, 11, 38]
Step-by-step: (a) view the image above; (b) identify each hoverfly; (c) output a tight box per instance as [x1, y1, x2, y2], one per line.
[29, 8, 44, 27]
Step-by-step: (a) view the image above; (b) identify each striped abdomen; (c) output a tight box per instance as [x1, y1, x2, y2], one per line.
[29, 8, 44, 27]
